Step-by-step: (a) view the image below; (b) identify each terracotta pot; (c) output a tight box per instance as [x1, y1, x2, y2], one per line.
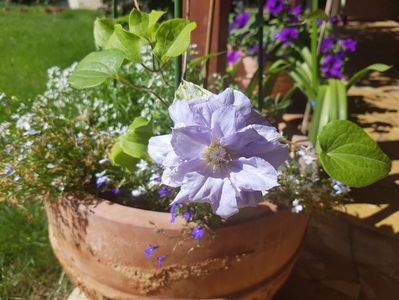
[235, 55, 294, 99]
[46, 194, 309, 299]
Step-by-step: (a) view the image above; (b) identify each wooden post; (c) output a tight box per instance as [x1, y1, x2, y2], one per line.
[183, 0, 232, 88]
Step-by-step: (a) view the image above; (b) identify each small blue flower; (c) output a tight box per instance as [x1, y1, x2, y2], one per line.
[157, 255, 167, 268]
[332, 180, 350, 195]
[183, 207, 193, 222]
[159, 185, 174, 198]
[192, 226, 204, 240]
[170, 203, 183, 223]
[111, 187, 120, 195]
[145, 245, 158, 258]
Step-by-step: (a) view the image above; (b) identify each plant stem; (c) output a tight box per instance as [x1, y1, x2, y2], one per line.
[118, 78, 168, 108]
[311, 0, 319, 89]
[257, 0, 264, 111]
[174, 0, 183, 91]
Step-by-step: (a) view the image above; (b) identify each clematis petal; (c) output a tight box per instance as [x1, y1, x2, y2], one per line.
[162, 159, 203, 187]
[211, 105, 238, 138]
[229, 157, 279, 191]
[237, 190, 263, 207]
[215, 179, 239, 218]
[148, 134, 172, 165]
[171, 126, 211, 160]
[169, 100, 196, 128]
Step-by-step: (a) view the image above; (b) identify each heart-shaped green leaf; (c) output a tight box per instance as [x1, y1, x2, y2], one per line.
[318, 120, 391, 187]
[109, 117, 153, 171]
[153, 19, 197, 64]
[105, 24, 141, 63]
[128, 9, 165, 43]
[69, 49, 124, 89]
[94, 18, 115, 48]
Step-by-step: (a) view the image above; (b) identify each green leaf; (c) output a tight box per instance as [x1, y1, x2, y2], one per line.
[94, 18, 115, 48]
[188, 51, 224, 70]
[105, 24, 141, 63]
[69, 49, 124, 89]
[153, 19, 197, 64]
[318, 120, 391, 187]
[175, 80, 212, 101]
[109, 117, 153, 171]
[128, 9, 165, 43]
[347, 64, 391, 90]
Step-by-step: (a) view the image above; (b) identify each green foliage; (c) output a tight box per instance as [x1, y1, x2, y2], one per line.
[308, 79, 347, 145]
[0, 6, 99, 99]
[69, 49, 125, 89]
[346, 64, 391, 90]
[318, 120, 391, 187]
[105, 25, 141, 63]
[94, 18, 115, 49]
[128, 9, 165, 43]
[109, 117, 153, 172]
[153, 19, 197, 64]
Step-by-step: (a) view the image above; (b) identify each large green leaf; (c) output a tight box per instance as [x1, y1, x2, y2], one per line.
[69, 49, 124, 89]
[105, 24, 141, 63]
[109, 117, 153, 171]
[347, 64, 391, 90]
[94, 18, 115, 49]
[318, 120, 391, 187]
[153, 19, 197, 64]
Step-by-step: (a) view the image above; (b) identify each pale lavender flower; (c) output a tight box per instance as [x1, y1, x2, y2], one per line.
[148, 88, 289, 219]
[192, 226, 204, 240]
[157, 255, 166, 268]
[145, 245, 158, 258]
[95, 171, 110, 189]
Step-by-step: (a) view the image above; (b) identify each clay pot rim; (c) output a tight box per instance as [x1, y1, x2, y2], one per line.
[58, 192, 280, 231]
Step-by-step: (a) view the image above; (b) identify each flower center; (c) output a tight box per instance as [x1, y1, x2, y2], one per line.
[203, 142, 231, 171]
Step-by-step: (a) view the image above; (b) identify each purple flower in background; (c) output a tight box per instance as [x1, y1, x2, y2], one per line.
[248, 44, 259, 55]
[321, 37, 334, 53]
[275, 28, 299, 47]
[341, 38, 357, 53]
[157, 255, 166, 268]
[289, 5, 302, 22]
[145, 245, 159, 258]
[227, 50, 241, 65]
[329, 16, 339, 24]
[159, 185, 174, 198]
[192, 226, 204, 240]
[148, 88, 289, 219]
[321, 54, 344, 79]
[316, 18, 323, 26]
[264, 0, 284, 16]
[231, 11, 250, 30]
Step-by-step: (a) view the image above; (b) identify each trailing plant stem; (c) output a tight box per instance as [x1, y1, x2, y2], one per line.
[118, 78, 168, 107]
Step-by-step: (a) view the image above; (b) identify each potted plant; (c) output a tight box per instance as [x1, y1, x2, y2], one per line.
[0, 3, 391, 300]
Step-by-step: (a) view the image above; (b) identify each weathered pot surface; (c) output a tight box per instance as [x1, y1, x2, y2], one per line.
[46, 193, 309, 300]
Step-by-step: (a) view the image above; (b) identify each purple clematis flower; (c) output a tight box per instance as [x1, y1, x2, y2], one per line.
[264, 0, 284, 16]
[231, 12, 250, 30]
[148, 88, 289, 219]
[227, 50, 241, 65]
[341, 38, 357, 53]
[192, 226, 204, 240]
[275, 28, 299, 47]
[145, 245, 159, 258]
